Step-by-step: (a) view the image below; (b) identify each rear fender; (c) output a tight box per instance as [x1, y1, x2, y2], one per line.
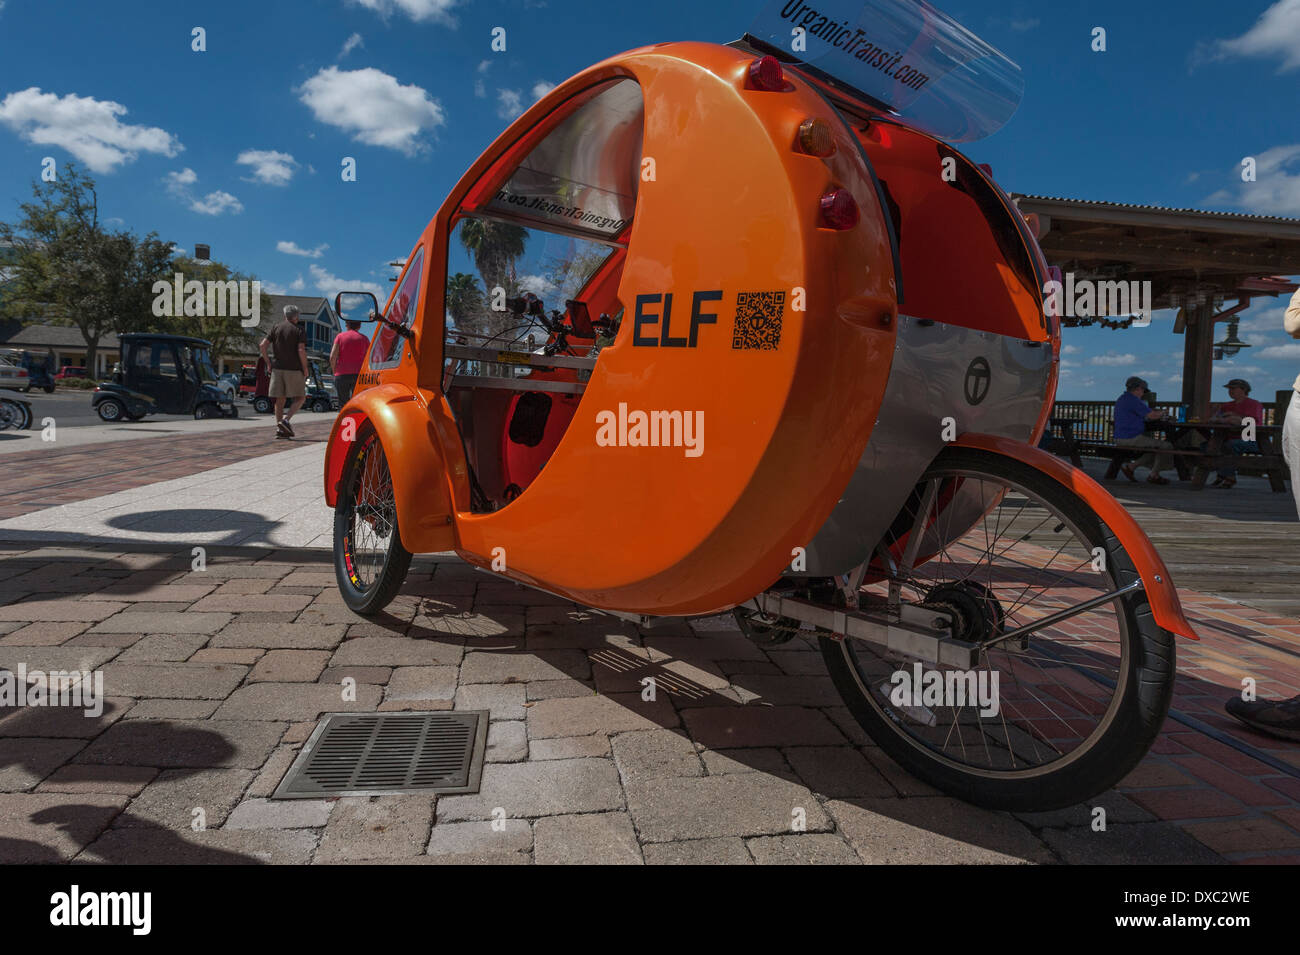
[323, 384, 456, 553]
[953, 433, 1198, 640]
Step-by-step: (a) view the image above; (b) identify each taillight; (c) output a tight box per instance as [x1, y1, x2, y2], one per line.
[819, 188, 859, 230]
[797, 118, 835, 157]
[747, 56, 785, 91]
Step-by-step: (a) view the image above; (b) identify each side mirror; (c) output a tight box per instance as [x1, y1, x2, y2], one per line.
[335, 290, 412, 340]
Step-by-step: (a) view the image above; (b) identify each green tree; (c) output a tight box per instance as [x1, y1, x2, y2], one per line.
[0, 164, 174, 374]
[163, 255, 272, 367]
[445, 271, 485, 338]
[458, 218, 527, 300]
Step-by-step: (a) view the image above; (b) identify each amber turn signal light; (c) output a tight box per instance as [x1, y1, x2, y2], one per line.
[797, 118, 836, 157]
[819, 188, 859, 230]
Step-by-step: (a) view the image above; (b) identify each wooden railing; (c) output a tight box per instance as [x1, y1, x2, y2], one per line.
[1051, 400, 1279, 445]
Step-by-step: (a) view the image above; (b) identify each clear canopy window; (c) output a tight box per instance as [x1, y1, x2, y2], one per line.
[446, 215, 615, 347]
[747, 0, 1024, 142]
[484, 79, 644, 238]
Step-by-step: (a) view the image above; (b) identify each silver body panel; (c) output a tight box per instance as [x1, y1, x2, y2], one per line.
[801, 315, 1054, 576]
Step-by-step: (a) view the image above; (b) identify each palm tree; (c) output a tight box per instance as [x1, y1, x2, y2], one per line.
[445, 272, 484, 337]
[458, 218, 528, 302]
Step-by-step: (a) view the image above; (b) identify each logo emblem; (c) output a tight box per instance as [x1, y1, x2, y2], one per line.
[964, 357, 991, 405]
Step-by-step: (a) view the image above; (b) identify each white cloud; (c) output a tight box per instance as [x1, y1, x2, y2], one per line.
[349, 0, 458, 24]
[308, 263, 384, 298]
[474, 79, 486, 99]
[237, 149, 298, 186]
[164, 167, 198, 194]
[517, 273, 558, 297]
[1090, 352, 1138, 366]
[1209, 0, 1300, 72]
[1204, 143, 1300, 215]
[477, 60, 492, 74]
[1239, 306, 1286, 333]
[1061, 344, 1080, 355]
[496, 89, 524, 120]
[1258, 342, 1300, 359]
[163, 167, 242, 215]
[277, 240, 328, 259]
[531, 80, 556, 100]
[0, 87, 182, 173]
[339, 33, 364, 58]
[190, 190, 243, 216]
[298, 67, 445, 155]
[1010, 17, 1040, 32]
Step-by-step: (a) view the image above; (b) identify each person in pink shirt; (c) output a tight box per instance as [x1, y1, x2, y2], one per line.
[329, 319, 370, 404]
[1208, 378, 1266, 489]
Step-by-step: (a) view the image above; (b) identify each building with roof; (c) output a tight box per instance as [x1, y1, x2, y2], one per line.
[0, 294, 340, 379]
[1010, 195, 1300, 417]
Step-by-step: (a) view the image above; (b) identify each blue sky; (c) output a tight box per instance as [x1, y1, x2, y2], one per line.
[1, 0, 1298, 400]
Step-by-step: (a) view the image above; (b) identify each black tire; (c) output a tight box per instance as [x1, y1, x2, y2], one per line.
[194, 403, 218, 420]
[225, 404, 239, 419]
[310, 398, 327, 413]
[253, 396, 271, 414]
[820, 446, 1175, 812]
[333, 426, 412, 615]
[96, 399, 126, 422]
[44, 385, 54, 394]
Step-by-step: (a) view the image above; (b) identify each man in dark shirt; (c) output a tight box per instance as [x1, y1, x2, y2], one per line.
[1113, 376, 1173, 484]
[260, 304, 309, 438]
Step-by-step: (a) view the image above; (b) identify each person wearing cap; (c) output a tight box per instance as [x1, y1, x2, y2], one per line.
[1113, 376, 1174, 485]
[1201, 378, 1266, 489]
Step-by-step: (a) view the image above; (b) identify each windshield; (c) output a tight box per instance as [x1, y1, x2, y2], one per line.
[747, 0, 1024, 142]
[446, 213, 615, 349]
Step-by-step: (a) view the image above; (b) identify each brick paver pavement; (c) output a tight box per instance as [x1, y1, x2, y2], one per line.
[2, 539, 1298, 864]
[0, 420, 333, 521]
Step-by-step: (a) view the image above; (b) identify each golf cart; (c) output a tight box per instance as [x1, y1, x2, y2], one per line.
[248, 358, 338, 414]
[92, 333, 236, 422]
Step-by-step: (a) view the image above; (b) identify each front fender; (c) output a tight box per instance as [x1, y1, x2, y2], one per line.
[323, 384, 455, 553]
[953, 433, 1198, 641]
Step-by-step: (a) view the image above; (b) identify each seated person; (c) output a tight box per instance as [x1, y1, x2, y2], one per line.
[1113, 376, 1174, 485]
[1209, 378, 1265, 489]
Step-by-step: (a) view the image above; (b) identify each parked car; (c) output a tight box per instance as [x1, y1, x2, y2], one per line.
[0, 348, 55, 393]
[248, 358, 339, 414]
[54, 366, 88, 381]
[217, 373, 240, 399]
[0, 355, 30, 392]
[92, 334, 236, 422]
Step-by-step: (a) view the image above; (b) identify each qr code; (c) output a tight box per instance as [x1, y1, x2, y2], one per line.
[732, 291, 785, 350]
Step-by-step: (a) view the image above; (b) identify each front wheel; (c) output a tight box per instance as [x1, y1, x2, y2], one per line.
[44, 385, 54, 394]
[194, 403, 218, 420]
[96, 399, 125, 422]
[253, 396, 271, 414]
[333, 426, 412, 615]
[821, 446, 1175, 812]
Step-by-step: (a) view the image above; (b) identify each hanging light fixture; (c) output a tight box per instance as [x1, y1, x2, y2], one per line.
[1213, 320, 1250, 359]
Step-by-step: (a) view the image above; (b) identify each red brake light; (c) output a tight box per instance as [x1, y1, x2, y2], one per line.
[16, 369, 27, 376]
[819, 188, 859, 230]
[747, 56, 785, 92]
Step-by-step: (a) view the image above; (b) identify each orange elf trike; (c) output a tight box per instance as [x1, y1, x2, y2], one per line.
[325, 0, 1195, 811]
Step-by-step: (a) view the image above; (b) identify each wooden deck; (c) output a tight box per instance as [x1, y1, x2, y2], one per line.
[1079, 459, 1300, 618]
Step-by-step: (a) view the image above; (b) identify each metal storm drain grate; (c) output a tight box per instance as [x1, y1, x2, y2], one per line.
[273, 712, 488, 798]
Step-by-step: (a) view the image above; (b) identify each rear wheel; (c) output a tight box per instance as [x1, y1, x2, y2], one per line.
[253, 396, 271, 414]
[312, 398, 330, 413]
[820, 447, 1174, 812]
[96, 399, 125, 422]
[0, 398, 30, 431]
[194, 403, 218, 420]
[333, 426, 412, 615]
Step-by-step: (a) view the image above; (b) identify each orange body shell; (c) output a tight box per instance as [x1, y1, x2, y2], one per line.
[323, 39, 1194, 642]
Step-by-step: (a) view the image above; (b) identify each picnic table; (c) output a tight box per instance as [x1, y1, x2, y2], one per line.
[1044, 416, 1084, 466]
[1147, 419, 1288, 492]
